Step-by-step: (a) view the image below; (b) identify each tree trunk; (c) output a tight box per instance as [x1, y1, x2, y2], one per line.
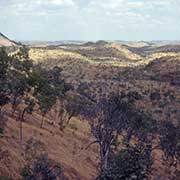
[67, 113, 73, 125]
[17, 111, 23, 144]
[19, 108, 26, 144]
[12, 106, 17, 117]
[19, 117, 23, 143]
[100, 145, 110, 173]
[21, 108, 26, 122]
[11, 96, 18, 117]
[40, 115, 45, 128]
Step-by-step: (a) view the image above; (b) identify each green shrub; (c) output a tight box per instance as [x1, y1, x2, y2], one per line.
[0, 176, 12, 180]
[99, 144, 152, 180]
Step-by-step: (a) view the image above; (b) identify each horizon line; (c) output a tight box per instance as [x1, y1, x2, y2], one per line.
[18, 39, 180, 42]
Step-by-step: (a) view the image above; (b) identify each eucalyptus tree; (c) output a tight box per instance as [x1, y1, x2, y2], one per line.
[98, 143, 153, 180]
[9, 46, 33, 116]
[0, 48, 11, 136]
[29, 65, 72, 128]
[88, 91, 157, 179]
[0, 48, 11, 112]
[0, 46, 73, 142]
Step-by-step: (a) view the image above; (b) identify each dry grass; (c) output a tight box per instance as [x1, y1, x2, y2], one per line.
[1, 42, 180, 179]
[0, 108, 99, 180]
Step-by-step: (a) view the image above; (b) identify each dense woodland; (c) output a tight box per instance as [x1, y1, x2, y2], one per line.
[0, 46, 180, 180]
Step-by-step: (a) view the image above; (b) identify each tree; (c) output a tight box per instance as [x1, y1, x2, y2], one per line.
[58, 94, 85, 130]
[9, 46, 33, 116]
[0, 48, 11, 136]
[159, 120, 180, 177]
[88, 91, 157, 178]
[0, 46, 72, 142]
[99, 144, 153, 180]
[0, 48, 11, 112]
[17, 97, 35, 143]
[125, 110, 157, 144]
[7, 46, 34, 143]
[9, 72, 30, 116]
[90, 92, 135, 173]
[30, 65, 72, 128]
[38, 94, 56, 128]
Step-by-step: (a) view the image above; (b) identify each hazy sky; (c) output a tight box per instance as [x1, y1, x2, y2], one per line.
[0, 0, 180, 41]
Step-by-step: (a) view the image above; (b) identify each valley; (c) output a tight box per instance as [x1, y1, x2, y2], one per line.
[0, 34, 180, 180]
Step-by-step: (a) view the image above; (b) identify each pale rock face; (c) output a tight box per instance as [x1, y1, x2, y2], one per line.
[0, 33, 16, 47]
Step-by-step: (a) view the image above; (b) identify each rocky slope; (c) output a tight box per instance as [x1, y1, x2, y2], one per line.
[0, 33, 17, 47]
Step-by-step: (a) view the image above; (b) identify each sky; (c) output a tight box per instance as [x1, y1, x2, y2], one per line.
[0, 0, 180, 41]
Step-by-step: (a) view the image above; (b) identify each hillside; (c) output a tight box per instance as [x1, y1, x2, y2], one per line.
[29, 43, 180, 122]
[0, 106, 98, 180]
[0, 33, 17, 47]
[0, 41, 180, 180]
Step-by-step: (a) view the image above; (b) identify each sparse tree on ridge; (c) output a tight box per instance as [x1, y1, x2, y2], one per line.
[29, 65, 72, 128]
[0, 46, 72, 142]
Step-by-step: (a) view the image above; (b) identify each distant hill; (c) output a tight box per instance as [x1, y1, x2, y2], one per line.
[22, 40, 86, 47]
[0, 33, 17, 47]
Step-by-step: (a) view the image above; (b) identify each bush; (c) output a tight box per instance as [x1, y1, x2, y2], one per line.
[21, 154, 64, 180]
[159, 121, 180, 160]
[99, 144, 152, 180]
[21, 167, 33, 180]
[0, 176, 12, 180]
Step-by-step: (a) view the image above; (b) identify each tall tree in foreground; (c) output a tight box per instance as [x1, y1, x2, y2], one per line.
[89, 91, 157, 179]
[99, 143, 153, 180]
[90, 92, 136, 173]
